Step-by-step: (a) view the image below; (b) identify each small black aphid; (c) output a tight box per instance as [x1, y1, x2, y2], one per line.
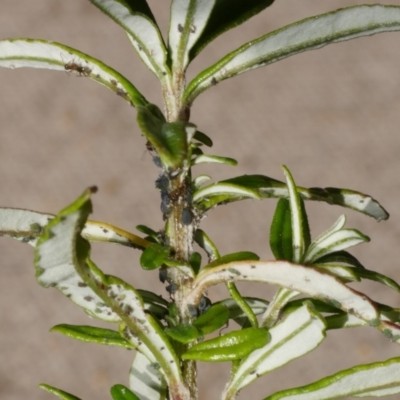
[166, 283, 177, 294]
[160, 191, 170, 215]
[155, 174, 169, 190]
[198, 296, 211, 314]
[181, 208, 192, 225]
[159, 268, 168, 284]
[187, 304, 198, 318]
[177, 23, 184, 32]
[152, 155, 162, 168]
[185, 189, 193, 204]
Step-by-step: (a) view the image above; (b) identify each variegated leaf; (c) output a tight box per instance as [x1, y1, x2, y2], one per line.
[224, 304, 325, 397]
[168, 0, 216, 70]
[90, 0, 169, 80]
[185, 5, 400, 104]
[265, 357, 400, 399]
[0, 39, 147, 107]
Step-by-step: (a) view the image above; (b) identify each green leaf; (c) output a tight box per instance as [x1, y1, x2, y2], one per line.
[189, 251, 202, 275]
[224, 305, 325, 397]
[193, 303, 230, 335]
[325, 312, 367, 330]
[305, 228, 370, 264]
[189, 0, 275, 60]
[0, 39, 147, 107]
[265, 357, 400, 399]
[90, 0, 169, 80]
[193, 174, 212, 189]
[193, 130, 213, 147]
[312, 250, 365, 269]
[168, 0, 217, 70]
[165, 324, 200, 344]
[110, 384, 141, 400]
[355, 269, 400, 294]
[39, 384, 82, 400]
[203, 251, 260, 271]
[269, 198, 292, 261]
[136, 224, 160, 242]
[313, 264, 360, 282]
[226, 282, 259, 328]
[137, 289, 168, 319]
[140, 243, 170, 270]
[129, 352, 167, 400]
[194, 229, 220, 260]
[185, 5, 400, 104]
[137, 105, 196, 169]
[181, 327, 270, 362]
[193, 174, 388, 221]
[283, 166, 309, 263]
[218, 297, 269, 320]
[192, 154, 238, 166]
[50, 324, 134, 348]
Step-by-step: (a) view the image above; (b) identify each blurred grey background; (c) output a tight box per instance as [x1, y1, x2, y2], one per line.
[0, 1, 400, 399]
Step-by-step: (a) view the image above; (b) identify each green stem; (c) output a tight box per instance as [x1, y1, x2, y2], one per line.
[226, 282, 258, 328]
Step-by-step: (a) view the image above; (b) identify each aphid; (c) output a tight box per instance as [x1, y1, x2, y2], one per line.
[116, 88, 128, 98]
[152, 155, 162, 168]
[159, 268, 168, 284]
[198, 296, 211, 314]
[187, 304, 198, 318]
[211, 77, 218, 86]
[178, 23, 184, 32]
[160, 191, 170, 215]
[181, 207, 193, 225]
[146, 141, 154, 152]
[166, 283, 177, 294]
[64, 60, 92, 77]
[190, 25, 196, 33]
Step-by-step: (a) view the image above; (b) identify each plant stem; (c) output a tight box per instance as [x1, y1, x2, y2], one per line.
[163, 70, 198, 400]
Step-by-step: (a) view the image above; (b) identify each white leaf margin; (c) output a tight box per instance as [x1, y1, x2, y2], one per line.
[33, 192, 187, 397]
[224, 304, 326, 396]
[304, 228, 370, 264]
[0, 39, 147, 107]
[282, 165, 304, 263]
[0, 207, 150, 249]
[90, 0, 169, 79]
[129, 351, 167, 400]
[265, 356, 400, 400]
[185, 5, 400, 104]
[193, 182, 261, 202]
[168, 0, 216, 70]
[184, 260, 379, 326]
